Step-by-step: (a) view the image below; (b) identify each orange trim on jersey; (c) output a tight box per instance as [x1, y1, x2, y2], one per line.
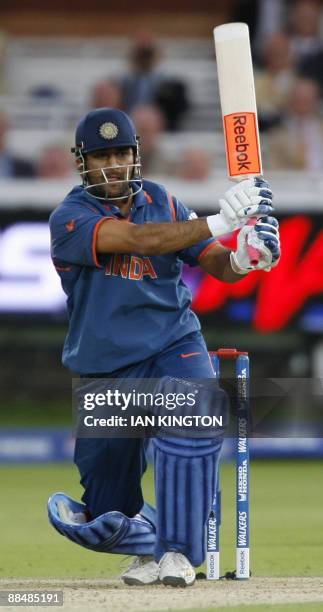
[167, 192, 176, 222]
[181, 352, 201, 359]
[66, 220, 75, 232]
[197, 241, 220, 261]
[92, 217, 114, 268]
[144, 191, 153, 204]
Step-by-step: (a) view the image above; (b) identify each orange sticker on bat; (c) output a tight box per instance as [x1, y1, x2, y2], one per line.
[223, 112, 262, 177]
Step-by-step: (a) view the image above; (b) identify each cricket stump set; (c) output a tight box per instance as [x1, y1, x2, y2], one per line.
[206, 349, 250, 581]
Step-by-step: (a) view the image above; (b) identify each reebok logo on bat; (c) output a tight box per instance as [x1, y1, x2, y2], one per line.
[233, 115, 251, 171]
[224, 112, 261, 177]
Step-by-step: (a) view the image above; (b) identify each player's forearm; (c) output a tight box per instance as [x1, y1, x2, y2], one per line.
[201, 246, 248, 282]
[97, 217, 212, 255]
[96, 179, 274, 256]
[132, 219, 212, 255]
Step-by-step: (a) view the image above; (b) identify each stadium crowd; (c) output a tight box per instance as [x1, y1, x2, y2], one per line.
[1, 0, 323, 179]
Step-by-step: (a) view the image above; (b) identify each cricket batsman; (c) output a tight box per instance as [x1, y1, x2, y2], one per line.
[47, 107, 280, 586]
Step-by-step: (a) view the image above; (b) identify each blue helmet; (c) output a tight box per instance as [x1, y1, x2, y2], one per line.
[73, 107, 138, 154]
[72, 107, 142, 201]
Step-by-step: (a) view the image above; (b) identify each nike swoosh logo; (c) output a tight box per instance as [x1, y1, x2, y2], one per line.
[180, 352, 201, 358]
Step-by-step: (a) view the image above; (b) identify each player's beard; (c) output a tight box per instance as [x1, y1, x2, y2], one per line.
[87, 170, 133, 202]
[89, 180, 132, 201]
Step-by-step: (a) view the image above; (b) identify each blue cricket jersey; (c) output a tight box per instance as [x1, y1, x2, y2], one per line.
[49, 180, 217, 374]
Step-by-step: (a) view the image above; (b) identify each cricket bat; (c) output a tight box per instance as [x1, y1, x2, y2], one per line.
[213, 22, 262, 265]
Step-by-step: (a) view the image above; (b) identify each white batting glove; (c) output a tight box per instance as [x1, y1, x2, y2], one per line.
[230, 216, 281, 274]
[206, 177, 273, 239]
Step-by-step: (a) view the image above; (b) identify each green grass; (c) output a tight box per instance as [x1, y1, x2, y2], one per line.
[0, 460, 322, 579]
[177, 605, 323, 612]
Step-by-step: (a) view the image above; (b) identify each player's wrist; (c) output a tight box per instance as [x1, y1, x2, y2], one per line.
[206, 213, 230, 238]
[230, 251, 250, 275]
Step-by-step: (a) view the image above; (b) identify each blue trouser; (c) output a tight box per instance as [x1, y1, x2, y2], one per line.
[74, 330, 217, 520]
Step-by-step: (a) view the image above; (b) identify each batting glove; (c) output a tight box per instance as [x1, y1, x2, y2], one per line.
[230, 215, 281, 273]
[207, 177, 273, 238]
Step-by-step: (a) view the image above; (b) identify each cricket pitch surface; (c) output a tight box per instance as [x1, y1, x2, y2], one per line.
[1, 577, 323, 611]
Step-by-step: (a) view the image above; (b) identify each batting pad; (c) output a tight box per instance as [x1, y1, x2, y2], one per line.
[153, 436, 222, 566]
[48, 492, 156, 555]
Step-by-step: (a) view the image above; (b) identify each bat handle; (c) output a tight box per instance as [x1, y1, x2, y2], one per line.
[246, 218, 260, 266]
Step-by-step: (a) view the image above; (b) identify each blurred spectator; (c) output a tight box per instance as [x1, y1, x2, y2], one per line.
[266, 78, 323, 170]
[288, 0, 323, 62]
[155, 79, 189, 132]
[231, 0, 285, 56]
[0, 113, 35, 178]
[36, 145, 76, 179]
[120, 37, 189, 131]
[255, 33, 296, 131]
[298, 45, 323, 95]
[121, 37, 162, 110]
[131, 105, 171, 176]
[29, 85, 62, 100]
[290, 0, 323, 94]
[0, 30, 8, 95]
[254, 0, 286, 57]
[176, 148, 212, 181]
[89, 79, 123, 110]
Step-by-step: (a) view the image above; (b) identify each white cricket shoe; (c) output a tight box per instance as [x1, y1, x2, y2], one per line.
[121, 555, 160, 585]
[159, 552, 196, 587]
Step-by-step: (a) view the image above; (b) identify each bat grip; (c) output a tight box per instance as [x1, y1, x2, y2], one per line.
[246, 218, 260, 266]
